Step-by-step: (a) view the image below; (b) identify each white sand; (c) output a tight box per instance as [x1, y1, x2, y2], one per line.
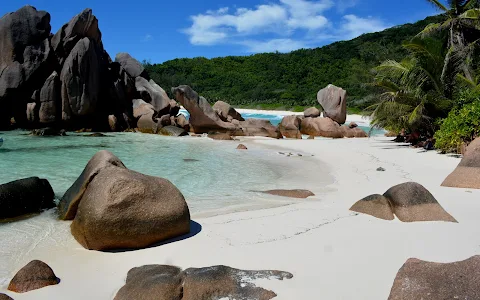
[2, 136, 480, 300]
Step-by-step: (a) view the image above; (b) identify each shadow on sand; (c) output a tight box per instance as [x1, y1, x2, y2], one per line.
[103, 220, 203, 253]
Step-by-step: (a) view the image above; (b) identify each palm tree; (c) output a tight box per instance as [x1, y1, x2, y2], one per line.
[420, 0, 480, 97]
[368, 38, 451, 133]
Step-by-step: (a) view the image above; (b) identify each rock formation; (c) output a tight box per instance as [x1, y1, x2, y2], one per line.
[0, 177, 55, 220]
[8, 260, 59, 293]
[59, 150, 190, 250]
[279, 115, 303, 139]
[261, 189, 315, 199]
[317, 84, 347, 124]
[350, 182, 457, 222]
[114, 265, 293, 300]
[304, 107, 321, 118]
[442, 138, 480, 189]
[388, 256, 480, 300]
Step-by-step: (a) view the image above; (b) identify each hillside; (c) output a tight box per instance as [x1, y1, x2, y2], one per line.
[145, 15, 446, 110]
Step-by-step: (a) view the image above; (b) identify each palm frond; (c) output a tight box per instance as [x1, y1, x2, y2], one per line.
[459, 8, 480, 18]
[463, 0, 480, 10]
[426, 0, 449, 11]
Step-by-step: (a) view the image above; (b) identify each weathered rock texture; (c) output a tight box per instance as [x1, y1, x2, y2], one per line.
[114, 265, 293, 300]
[442, 138, 480, 189]
[350, 182, 457, 222]
[60, 150, 190, 251]
[8, 260, 59, 293]
[317, 84, 347, 124]
[388, 256, 480, 300]
[279, 115, 303, 139]
[0, 177, 55, 219]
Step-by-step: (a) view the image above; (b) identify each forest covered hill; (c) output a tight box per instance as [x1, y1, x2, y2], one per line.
[144, 15, 445, 111]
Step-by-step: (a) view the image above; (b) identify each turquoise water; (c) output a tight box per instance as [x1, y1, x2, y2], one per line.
[0, 131, 320, 215]
[180, 110, 385, 136]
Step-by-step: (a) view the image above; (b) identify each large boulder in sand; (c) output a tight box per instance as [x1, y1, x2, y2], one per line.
[39, 71, 60, 124]
[351, 182, 457, 222]
[58, 150, 126, 220]
[213, 101, 244, 122]
[350, 194, 394, 220]
[115, 52, 148, 79]
[384, 182, 456, 222]
[304, 107, 321, 118]
[442, 138, 480, 189]
[60, 37, 102, 122]
[239, 118, 282, 139]
[51, 8, 101, 65]
[0, 294, 13, 300]
[388, 256, 480, 300]
[300, 117, 344, 138]
[172, 85, 236, 133]
[71, 166, 190, 250]
[0, 177, 55, 220]
[317, 84, 347, 124]
[279, 115, 303, 139]
[114, 264, 293, 300]
[8, 260, 59, 293]
[135, 78, 170, 115]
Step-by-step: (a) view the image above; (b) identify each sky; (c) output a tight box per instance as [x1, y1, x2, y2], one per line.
[1, 0, 441, 63]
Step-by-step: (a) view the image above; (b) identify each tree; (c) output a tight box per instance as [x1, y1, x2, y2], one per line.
[421, 0, 480, 97]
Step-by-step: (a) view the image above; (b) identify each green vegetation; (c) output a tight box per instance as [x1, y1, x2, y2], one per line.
[144, 15, 445, 110]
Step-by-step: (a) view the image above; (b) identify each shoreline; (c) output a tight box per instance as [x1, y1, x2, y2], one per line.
[2, 135, 479, 300]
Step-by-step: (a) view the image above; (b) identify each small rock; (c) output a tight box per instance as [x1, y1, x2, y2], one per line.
[261, 189, 315, 199]
[8, 260, 59, 293]
[237, 144, 248, 150]
[377, 167, 386, 172]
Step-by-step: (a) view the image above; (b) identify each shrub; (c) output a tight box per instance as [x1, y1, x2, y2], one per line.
[434, 100, 480, 153]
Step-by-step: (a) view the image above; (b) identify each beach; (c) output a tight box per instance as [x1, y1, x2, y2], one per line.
[2, 126, 479, 299]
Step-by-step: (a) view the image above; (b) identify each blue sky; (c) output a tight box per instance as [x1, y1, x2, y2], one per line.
[1, 0, 440, 63]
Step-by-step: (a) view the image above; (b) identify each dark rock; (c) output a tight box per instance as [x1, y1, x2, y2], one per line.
[60, 37, 102, 123]
[169, 100, 180, 117]
[158, 126, 188, 137]
[135, 78, 170, 115]
[58, 150, 126, 220]
[0, 294, 13, 300]
[115, 53, 148, 79]
[114, 264, 293, 300]
[26, 102, 38, 124]
[157, 114, 171, 128]
[8, 260, 59, 293]
[39, 71, 60, 124]
[71, 165, 190, 250]
[442, 138, 480, 189]
[384, 182, 457, 222]
[279, 115, 303, 139]
[175, 114, 190, 131]
[51, 8, 101, 65]
[0, 177, 55, 219]
[304, 107, 321, 118]
[261, 189, 315, 199]
[317, 84, 347, 124]
[350, 194, 394, 220]
[213, 101, 245, 122]
[86, 133, 108, 137]
[349, 122, 358, 128]
[31, 127, 66, 136]
[172, 85, 236, 133]
[237, 144, 248, 150]
[377, 167, 386, 172]
[388, 256, 480, 300]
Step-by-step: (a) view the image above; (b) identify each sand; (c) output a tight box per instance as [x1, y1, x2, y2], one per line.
[2, 133, 480, 299]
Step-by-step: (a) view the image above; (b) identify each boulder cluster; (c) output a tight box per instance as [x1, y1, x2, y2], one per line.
[279, 84, 367, 139]
[0, 6, 188, 134]
[350, 182, 457, 222]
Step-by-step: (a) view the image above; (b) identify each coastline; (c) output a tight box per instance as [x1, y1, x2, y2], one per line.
[2, 135, 479, 299]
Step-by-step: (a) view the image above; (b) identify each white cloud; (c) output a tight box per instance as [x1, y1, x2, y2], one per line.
[184, 1, 389, 53]
[242, 39, 309, 53]
[142, 34, 153, 42]
[340, 15, 388, 39]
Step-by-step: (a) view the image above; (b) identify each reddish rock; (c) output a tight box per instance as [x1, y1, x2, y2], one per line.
[279, 115, 303, 139]
[237, 144, 248, 150]
[261, 189, 315, 199]
[114, 265, 293, 300]
[317, 84, 347, 124]
[442, 138, 480, 189]
[303, 107, 321, 118]
[238, 118, 282, 139]
[388, 256, 480, 300]
[8, 260, 59, 293]
[300, 117, 343, 138]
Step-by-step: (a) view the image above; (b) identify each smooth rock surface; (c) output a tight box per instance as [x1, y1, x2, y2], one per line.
[350, 194, 394, 220]
[442, 138, 480, 189]
[317, 84, 347, 124]
[8, 260, 59, 293]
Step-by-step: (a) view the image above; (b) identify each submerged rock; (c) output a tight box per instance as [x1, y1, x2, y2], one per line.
[8, 260, 59, 293]
[388, 256, 480, 300]
[0, 177, 55, 220]
[442, 138, 480, 189]
[261, 189, 315, 199]
[114, 265, 293, 300]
